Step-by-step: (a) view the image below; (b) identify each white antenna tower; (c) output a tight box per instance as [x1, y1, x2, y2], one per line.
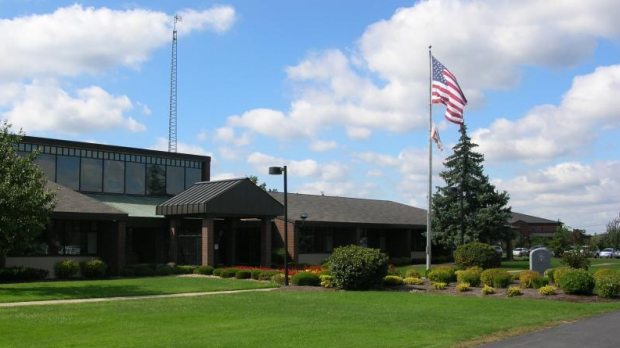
[168, 14, 181, 153]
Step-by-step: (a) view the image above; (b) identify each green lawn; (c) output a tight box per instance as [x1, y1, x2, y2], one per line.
[0, 276, 277, 303]
[1, 290, 619, 348]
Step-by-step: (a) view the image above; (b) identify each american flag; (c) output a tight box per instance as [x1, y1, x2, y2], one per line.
[431, 56, 467, 124]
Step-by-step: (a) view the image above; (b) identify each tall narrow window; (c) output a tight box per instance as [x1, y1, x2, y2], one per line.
[57, 156, 80, 190]
[126, 162, 145, 195]
[104, 160, 124, 194]
[80, 158, 103, 192]
[146, 164, 166, 195]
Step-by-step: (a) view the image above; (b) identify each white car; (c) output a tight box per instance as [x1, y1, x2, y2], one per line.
[600, 248, 615, 258]
[614, 249, 620, 259]
[492, 245, 503, 254]
[513, 248, 529, 257]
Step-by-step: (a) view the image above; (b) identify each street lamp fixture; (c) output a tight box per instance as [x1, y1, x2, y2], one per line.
[269, 166, 289, 286]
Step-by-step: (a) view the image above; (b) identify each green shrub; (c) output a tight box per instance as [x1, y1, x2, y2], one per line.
[53, 260, 80, 279]
[173, 265, 196, 275]
[383, 275, 404, 286]
[456, 267, 482, 287]
[531, 276, 550, 289]
[519, 270, 542, 288]
[404, 277, 424, 285]
[593, 269, 614, 283]
[156, 265, 173, 276]
[290, 272, 320, 286]
[133, 265, 156, 277]
[327, 245, 389, 290]
[272, 273, 285, 285]
[456, 282, 470, 292]
[481, 285, 495, 295]
[320, 275, 336, 288]
[538, 285, 557, 295]
[193, 265, 213, 275]
[235, 270, 252, 279]
[560, 269, 595, 295]
[0, 267, 48, 281]
[258, 270, 279, 281]
[81, 259, 107, 278]
[220, 268, 240, 278]
[428, 266, 457, 283]
[405, 269, 422, 278]
[544, 268, 555, 281]
[432, 282, 447, 290]
[213, 268, 223, 276]
[595, 273, 620, 298]
[454, 242, 501, 269]
[480, 269, 511, 288]
[553, 268, 572, 287]
[318, 269, 332, 276]
[561, 251, 590, 270]
[507, 286, 523, 297]
[251, 269, 264, 280]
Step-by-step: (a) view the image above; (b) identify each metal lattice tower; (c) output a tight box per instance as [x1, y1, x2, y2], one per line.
[168, 14, 180, 153]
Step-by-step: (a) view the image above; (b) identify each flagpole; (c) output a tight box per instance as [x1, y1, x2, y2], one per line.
[426, 46, 433, 271]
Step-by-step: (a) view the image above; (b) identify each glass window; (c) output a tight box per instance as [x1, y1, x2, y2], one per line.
[126, 162, 145, 195]
[166, 166, 184, 195]
[104, 160, 124, 194]
[80, 158, 103, 192]
[57, 155, 80, 190]
[34, 153, 56, 181]
[185, 168, 201, 189]
[146, 164, 166, 195]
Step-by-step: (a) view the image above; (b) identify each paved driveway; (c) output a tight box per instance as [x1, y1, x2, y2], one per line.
[476, 310, 620, 348]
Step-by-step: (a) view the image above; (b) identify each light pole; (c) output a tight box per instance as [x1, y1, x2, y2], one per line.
[269, 165, 288, 286]
[449, 186, 465, 245]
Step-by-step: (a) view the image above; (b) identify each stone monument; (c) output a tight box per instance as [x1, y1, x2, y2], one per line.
[530, 248, 552, 274]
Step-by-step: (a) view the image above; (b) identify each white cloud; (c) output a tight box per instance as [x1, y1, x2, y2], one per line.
[309, 139, 338, 152]
[228, 109, 306, 140]
[247, 152, 348, 181]
[2, 80, 144, 134]
[177, 6, 237, 36]
[136, 101, 152, 116]
[210, 172, 239, 181]
[213, 127, 251, 146]
[346, 127, 372, 140]
[218, 146, 242, 161]
[296, 181, 358, 197]
[472, 65, 620, 163]
[151, 137, 214, 157]
[495, 161, 620, 232]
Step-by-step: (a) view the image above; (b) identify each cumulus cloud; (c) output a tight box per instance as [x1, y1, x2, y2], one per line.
[176, 6, 237, 36]
[309, 139, 338, 152]
[296, 181, 358, 197]
[2, 80, 144, 134]
[472, 65, 620, 163]
[213, 127, 251, 146]
[247, 152, 348, 181]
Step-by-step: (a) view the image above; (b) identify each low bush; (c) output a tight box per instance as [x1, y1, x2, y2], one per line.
[156, 265, 173, 276]
[454, 242, 501, 269]
[320, 275, 336, 288]
[531, 276, 550, 289]
[403, 277, 424, 285]
[213, 268, 223, 276]
[258, 270, 279, 281]
[456, 282, 470, 292]
[456, 267, 482, 287]
[0, 267, 48, 281]
[428, 266, 457, 283]
[193, 265, 214, 275]
[544, 269, 555, 281]
[291, 272, 320, 286]
[173, 265, 196, 275]
[432, 282, 447, 290]
[594, 273, 620, 299]
[133, 265, 156, 277]
[480, 268, 511, 288]
[538, 285, 557, 296]
[318, 269, 332, 276]
[383, 275, 404, 286]
[561, 251, 590, 270]
[327, 245, 389, 290]
[553, 268, 571, 286]
[53, 260, 80, 279]
[519, 270, 542, 288]
[220, 268, 240, 278]
[387, 264, 403, 277]
[81, 259, 107, 278]
[235, 270, 252, 279]
[506, 286, 523, 297]
[272, 273, 285, 285]
[481, 285, 495, 295]
[593, 269, 614, 283]
[559, 269, 595, 295]
[405, 269, 422, 278]
[251, 269, 264, 280]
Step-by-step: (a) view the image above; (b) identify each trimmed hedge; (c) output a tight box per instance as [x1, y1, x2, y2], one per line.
[81, 259, 107, 278]
[428, 266, 457, 283]
[193, 266, 214, 275]
[258, 271, 279, 281]
[0, 267, 48, 281]
[595, 272, 620, 298]
[456, 267, 482, 287]
[553, 268, 572, 286]
[480, 268, 511, 288]
[53, 260, 80, 279]
[173, 265, 196, 275]
[405, 269, 422, 278]
[235, 270, 252, 279]
[454, 243, 501, 269]
[213, 268, 223, 276]
[559, 269, 595, 295]
[292, 272, 321, 286]
[327, 245, 388, 290]
[156, 265, 174, 276]
[220, 268, 240, 278]
[519, 270, 542, 289]
[382, 275, 404, 286]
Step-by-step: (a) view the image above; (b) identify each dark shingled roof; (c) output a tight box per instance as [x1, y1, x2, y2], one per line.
[46, 181, 127, 220]
[269, 192, 427, 228]
[509, 212, 559, 225]
[156, 178, 283, 217]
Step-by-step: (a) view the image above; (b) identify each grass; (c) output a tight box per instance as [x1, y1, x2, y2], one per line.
[0, 276, 277, 303]
[0, 290, 619, 348]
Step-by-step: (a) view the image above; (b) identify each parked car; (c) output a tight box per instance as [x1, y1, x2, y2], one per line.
[615, 249, 620, 259]
[492, 245, 503, 254]
[513, 247, 529, 257]
[600, 248, 615, 258]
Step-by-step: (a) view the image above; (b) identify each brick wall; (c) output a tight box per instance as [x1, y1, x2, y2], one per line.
[273, 218, 296, 262]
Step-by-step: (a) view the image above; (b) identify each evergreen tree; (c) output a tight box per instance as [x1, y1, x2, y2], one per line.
[0, 122, 56, 264]
[431, 124, 513, 249]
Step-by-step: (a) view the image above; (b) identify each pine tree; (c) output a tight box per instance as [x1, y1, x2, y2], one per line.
[431, 124, 513, 249]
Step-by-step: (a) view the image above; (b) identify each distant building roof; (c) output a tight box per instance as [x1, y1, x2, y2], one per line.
[269, 192, 427, 228]
[46, 181, 126, 220]
[86, 194, 168, 218]
[509, 212, 560, 225]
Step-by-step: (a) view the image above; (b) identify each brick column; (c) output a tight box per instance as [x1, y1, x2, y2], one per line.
[168, 218, 180, 263]
[201, 217, 215, 266]
[261, 218, 272, 267]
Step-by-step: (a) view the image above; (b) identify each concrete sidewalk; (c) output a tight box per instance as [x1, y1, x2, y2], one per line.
[0, 287, 277, 308]
[476, 310, 620, 348]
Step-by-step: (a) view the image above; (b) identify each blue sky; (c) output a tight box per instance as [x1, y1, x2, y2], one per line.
[1, 0, 619, 233]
